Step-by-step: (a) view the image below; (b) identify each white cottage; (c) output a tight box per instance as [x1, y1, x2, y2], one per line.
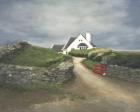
[52, 32, 96, 54]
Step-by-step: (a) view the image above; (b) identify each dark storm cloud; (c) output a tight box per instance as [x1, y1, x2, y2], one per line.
[0, 0, 139, 50]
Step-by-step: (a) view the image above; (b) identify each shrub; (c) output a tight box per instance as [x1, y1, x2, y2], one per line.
[102, 51, 140, 68]
[69, 49, 92, 57]
[87, 48, 140, 69]
[82, 59, 99, 70]
[88, 48, 112, 61]
[69, 48, 112, 58]
[88, 51, 98, 59]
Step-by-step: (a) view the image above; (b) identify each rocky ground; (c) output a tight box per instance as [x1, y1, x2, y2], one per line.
[0, 60, 74, 90]
[0, 57, 140, 112]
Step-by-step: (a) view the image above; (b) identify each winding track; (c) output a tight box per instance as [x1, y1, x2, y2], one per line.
[73, 57, 135, 102]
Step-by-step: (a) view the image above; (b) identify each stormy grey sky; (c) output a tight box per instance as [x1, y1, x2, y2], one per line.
[0, 0, 140, 50]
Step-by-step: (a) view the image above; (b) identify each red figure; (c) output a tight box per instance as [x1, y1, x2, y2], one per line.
[93, 64, 107, 75]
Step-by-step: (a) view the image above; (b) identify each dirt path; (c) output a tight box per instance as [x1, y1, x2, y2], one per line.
[31, 57, 140, 112]
[72, 57, 140, 111]
[73, 57, 138, 103]
[0, 57, 140, 112]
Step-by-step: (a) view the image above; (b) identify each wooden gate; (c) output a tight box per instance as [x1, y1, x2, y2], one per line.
[93, 64, 107, 75]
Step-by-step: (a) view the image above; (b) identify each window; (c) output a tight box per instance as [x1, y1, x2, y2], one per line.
[79, 46, 87, 50]
[78, 43, 88, 50]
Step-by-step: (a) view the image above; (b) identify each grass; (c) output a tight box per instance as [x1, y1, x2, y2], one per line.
[81, 47, 140, 69]
[69, 47, 140, 69]
[69, 48, 112, 57]
[69, 49, 93, 57]
[0, 82, 63, 91]
[0, 43, 68, 67]
[82, 59, 99, 70]
[104, 51, 140, 68]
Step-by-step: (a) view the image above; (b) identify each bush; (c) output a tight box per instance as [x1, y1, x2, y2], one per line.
[69, 49, 92, 57]
[88, 48, 112, 61]
[82, 59, 99, 70]
[105, 52, 140, 68]
[87, 48, 140, 69]
[88, 51, 98, 59]
[69, 48, 112, 58]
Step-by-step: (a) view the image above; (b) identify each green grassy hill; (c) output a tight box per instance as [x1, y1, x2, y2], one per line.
[0, 42, 67, 67]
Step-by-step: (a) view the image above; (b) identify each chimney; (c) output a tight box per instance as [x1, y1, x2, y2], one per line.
[85, 32, 92, 43]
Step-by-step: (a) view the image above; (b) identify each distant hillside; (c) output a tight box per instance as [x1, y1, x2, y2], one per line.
[0, 42, 67, 67]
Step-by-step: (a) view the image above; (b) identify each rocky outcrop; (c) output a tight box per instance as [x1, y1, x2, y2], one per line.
[0, 42, 29, 58]
[107, 65, 140, 82]
[0, 60, 74, 88]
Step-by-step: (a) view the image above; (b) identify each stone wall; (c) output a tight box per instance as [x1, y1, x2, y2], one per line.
[0, 60, 74, 88]
[107, 65, 140, 82]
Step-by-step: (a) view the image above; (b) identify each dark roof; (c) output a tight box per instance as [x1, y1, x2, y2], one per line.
[52, 45, 64, 52]
[78, 43, 88, 47]
[63, 37, 76, 49]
